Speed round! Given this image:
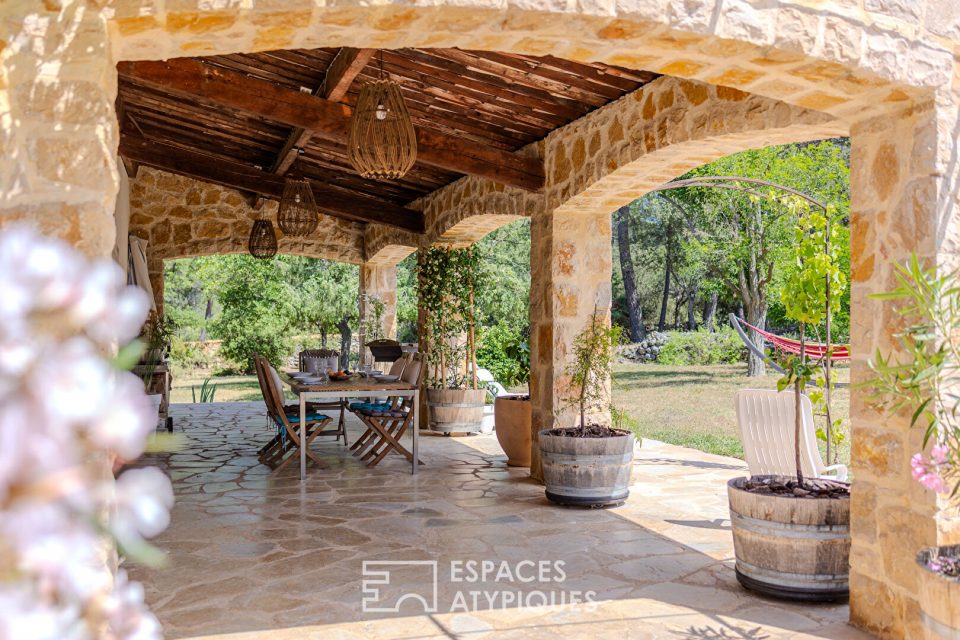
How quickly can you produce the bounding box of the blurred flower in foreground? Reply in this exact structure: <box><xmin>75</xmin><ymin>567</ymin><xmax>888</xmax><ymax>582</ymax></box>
<box><xmin>0</xmin><ymin>226</ymin><xmax>172</xmax><ymax>640</ymax></box>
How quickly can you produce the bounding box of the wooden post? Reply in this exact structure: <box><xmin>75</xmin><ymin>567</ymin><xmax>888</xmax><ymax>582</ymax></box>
<box><xmin>468</xmin><ymin>248</ymin><xmax>478</xmax><ymax>390</ymax></box>
<box><xmin>795</xmin><ymin>323</ymin><xmax>806</xmax><ymax>486</ymax></box>
<box><xmin>824</xmin><ymin>213</ymin><xmax>834</xmax><ymax>466</ymax></box>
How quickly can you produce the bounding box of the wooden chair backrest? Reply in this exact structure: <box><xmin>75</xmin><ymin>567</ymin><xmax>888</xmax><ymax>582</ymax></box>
<box><xmin>252</xmin><ymin>354</ymin><xmax>274</xmax><ymax>411</ymax></box>
<box><xmin>257</xmin><ymin>356</ymin><xmax>290</xmax><ymax>427</ymax></box>
<box><xmin>387</xmin><ymin>355</ymin><xmax>408</xmax><ymax>377</ymax></box>
<box><xmin>400</xmin><ymin>353</ymin><xmax>422</xmax><ymax>386</ymax></box>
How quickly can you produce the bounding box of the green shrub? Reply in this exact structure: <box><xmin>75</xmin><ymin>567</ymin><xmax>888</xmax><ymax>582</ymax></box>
<box><xmin>476</xmin><ymin>322</ymin><xmax>529</xmax><ymax>388</ymax></box>
<box><xmin>656</xmin><ymin>328</ymin><xmax>745</xmax><ymax>366</ymax></box>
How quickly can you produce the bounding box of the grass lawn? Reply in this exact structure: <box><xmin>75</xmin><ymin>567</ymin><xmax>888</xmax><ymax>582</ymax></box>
<box><xmin>171</xmin><ymin>363</ymin><xmax>851</xmax><ymax>465</ymax></box>
<box><xmin>170</xmin><ymin>370</ymin><xmax>291</xmax><ymax>404</ymax></box>
<box><xmin>613</xmin><ymin>363</ymin><xmax>851</xmax><ymax>465</ymax></box>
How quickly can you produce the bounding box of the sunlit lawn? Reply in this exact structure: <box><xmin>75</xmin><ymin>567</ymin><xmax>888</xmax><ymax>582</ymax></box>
<box><xmin>613</xmin><ymin>363</ymin><xmax>851</xmax><ymax>464</ymax></box>
<box><xmin>171</xmin><ymin>363</ymin><xmax>851</xmax><ymax>465</ymax></box>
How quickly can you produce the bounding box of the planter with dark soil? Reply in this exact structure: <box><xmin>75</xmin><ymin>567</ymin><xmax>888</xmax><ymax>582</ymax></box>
<box><xmin>539</xmin><ymin>424</ymin><xmax>634</xmax><ymax>507</ymax></box>
<box><xmin>494</xmin><ymin>395</ymin><xmax>531</xmax><ymax>466</ymax></box>
<box><xmin>917</xmin><ymin>545</ymin><xmax>960</xmax><ymax>638</ymax></box>
<box><xmin>728</xmin><ymin>476</ymin><xmax>850</xmax><ymax>602</ymax></box>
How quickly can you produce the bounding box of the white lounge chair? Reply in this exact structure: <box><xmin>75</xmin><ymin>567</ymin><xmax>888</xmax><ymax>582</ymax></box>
<box><xmin>735</xmin><ymin>389</ymin><xmax>848</xmax><ymax>481</ymax></box>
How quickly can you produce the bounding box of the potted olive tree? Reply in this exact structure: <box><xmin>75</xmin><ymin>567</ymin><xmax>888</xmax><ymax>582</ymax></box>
<box><xmin>538</xmin><ymin>305</ymin><xmax>634</xmax><ymax>506</ymax></box>
<box><xmin>864</xmin><ymin>255</ymin><xmax>960</xmax><ymax>637</ymax></box>
<box><xmin>727</xmin><ymin>203</ymin><xmax>851</xmax><ymax>602</ymax></box>
<box><xmin>494</xmin><ymin>337</ymin><xmax>531</xmax><ymax>466</ymax></box>
<box><xmin>418</xmin><ymin>246</ymin><xmax>486</xmax><ymax>434</ymax></box>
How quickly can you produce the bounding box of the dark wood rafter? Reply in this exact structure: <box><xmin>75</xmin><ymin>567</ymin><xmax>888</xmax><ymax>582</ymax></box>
<box><xmin>118</xmin><ymin>57</ymin><xmax>546</xmax><ymax>192</ymax></box>
<box><xmin>120</xmin><ymin>134</ymin><xmax>425</xmax><ymax>233</ymax></box>
<box><xmin>117</xmin><ymin>47</ymin><xmax>656</xmax><ymax>233</ymax></box>
<box><xmin>271</xmin><ymin>48</ymin><xmax>376</xmax><ymax>176</ymax></box>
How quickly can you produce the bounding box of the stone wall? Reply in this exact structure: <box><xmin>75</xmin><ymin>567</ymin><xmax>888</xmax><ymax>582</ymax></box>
<box><xmin>4</xmin><ymin>1</ymin><xmax>960</xmax><ymax>637</ymax></box>
<box><xmin>127</xmin><ymin>167</ymin><xmax>364</xmax><ymax>306</ymax></box>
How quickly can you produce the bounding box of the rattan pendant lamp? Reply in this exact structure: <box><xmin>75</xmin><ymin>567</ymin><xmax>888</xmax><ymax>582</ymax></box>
<box><xmin>348</xmin><ymin>51</ymin><xmax>417</xmax><ymax>180</ymax></box>
<box><xmin>277</xmin><ymin>149</ymin><xmax>319</xmax><ymax>236</ymax></box>
<box><xmin>248</xmin><ymin>214</ymin><xmax>278</xmax><ymax>260</ymax></box>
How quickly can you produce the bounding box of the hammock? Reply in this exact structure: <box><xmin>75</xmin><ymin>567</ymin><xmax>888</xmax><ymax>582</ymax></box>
<box><xmin>731</xmin><ymin>315</ymin><xmax>850</xmax><ymax>361</ymax></box>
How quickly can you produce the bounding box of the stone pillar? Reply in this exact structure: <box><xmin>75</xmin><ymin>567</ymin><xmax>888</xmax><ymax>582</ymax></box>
<box><xmin>360</xmin><ymin>263</ymin><xmax>398</xmax><ymax>341</ymax></box>
<box><xmin>529</xmin><ymin>207</ymin><xmax>613</xmax><ymax>481</ymax></box>
<box><xmin>848</xmin><ymin>98</ymin><xmax>957</xmax><ymax>638</ymax></box>
<box><xmin>0</xmin><ymin>2</ymin><xmax>118</xmax><ymax>257</ymax></box>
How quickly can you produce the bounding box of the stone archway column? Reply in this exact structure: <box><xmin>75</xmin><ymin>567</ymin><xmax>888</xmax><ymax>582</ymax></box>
<box><xmin>848</xmin><ymin>98</ymin><xmax>959</xmax><ymax>637</ymax></box>
<box><xmin>529</xmin><ymin>207</ymin><xmax>613</xmax><ymax>481</ymax></box>
<box><xmin>0</xmin><ymin>2</ymin><xmax>118</xmax><ymax>257</ymax></box>
<box><xmin>360</xmin><ymin>262</ymin><xmax>399</xmax><ymax>351</ymax></box>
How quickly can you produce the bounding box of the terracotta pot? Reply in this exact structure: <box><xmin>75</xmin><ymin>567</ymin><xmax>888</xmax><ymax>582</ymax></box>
<box><xmin>727</xmin><ymin>476</ymin><xmax>850</xmax><ymax>602</ymax></box>
<box><xmin>494</xmin><ymin>395</ymin><xmax>531</xmax><ymax>466</ymax></box>
<box><xmin>539</xmin><ymin>429</ymin><xmax>634</xmax><ymax>507</ymax></box>
<box><xmin>917</xmin><ymin>545</ymin><xmax>960</xmax><ymax>639</ymax></box>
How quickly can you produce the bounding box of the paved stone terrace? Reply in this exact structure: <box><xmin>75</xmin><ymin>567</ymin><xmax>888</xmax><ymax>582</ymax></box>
<box><xmin>128</xmin><ymin>402</ymin><xmax>868</xmax><ymax>640</ymax></box>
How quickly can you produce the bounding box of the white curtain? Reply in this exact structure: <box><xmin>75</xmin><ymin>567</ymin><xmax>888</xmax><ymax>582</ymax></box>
<box><xmin>112</xmin><ymin>156</ymin><xmax>130</xmax><ymax>274</ymax></box>
<box><xmin>128</xmin><ymin>235</ymin><xmax>156</xmax><ymax>311</ymax></box>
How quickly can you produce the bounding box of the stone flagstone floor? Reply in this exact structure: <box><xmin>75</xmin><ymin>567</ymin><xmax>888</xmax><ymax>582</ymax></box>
<box><xmin>127</xmin><ymin>402</ymin><xmax>868</xmax><ymax>640</ymax></box>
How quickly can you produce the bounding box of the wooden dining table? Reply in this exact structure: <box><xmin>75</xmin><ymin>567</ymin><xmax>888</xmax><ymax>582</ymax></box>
<box><xmin>283</xmin><ymin>374</ymin><xmax>420</xmax><ymax>480</ymax></box>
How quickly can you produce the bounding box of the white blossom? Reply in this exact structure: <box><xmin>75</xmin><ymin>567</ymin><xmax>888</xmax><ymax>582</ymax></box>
<box><xmin>0</xmin><ymin>226</ymin><xmax>171</xmax><ymax>639</ymax></box>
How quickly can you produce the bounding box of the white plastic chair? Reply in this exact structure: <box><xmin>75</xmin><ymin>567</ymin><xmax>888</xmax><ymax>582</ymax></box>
<box><xmin>735</xmin><ymin>389</ymin><xmax>848</xmax><ymax>481</ymax></box>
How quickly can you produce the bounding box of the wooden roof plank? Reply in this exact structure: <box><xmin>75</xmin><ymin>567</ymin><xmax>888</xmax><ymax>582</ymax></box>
<box><xmin>118</xmin><ymin>58</ymin><xmax>545</xmax><ymax>192</ymax></box>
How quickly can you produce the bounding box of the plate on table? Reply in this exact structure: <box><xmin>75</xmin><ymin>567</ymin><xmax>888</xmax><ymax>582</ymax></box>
<box><xmin>374</xmin><ymin>374</ymin><xmax>400</xmax><ymax>383</ymax></box>
<box><xmin>289</xmin><ymin>372</ymin><xmax>312</xmax><ymax>379</ymax></box>
<box><xmin>300</xmin><ymin>376</ymin><xmax>324</xmax><ymax>384</ymax></box>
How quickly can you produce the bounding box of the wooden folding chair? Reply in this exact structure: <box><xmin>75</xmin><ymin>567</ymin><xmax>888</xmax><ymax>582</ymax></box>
<box><xmin>256</xmin><ymin>355</ymin><xmax>334</xmax><ymax>472</ymax></box>
<box><xmin>352</xmin><ymin>354</ymin><xmax>425</xmax><ymax>467</ymax></box>
<box><xmin>347</xmin><ymin>355</ymin><xmax>409</xmax><ymax>454</ymax></box>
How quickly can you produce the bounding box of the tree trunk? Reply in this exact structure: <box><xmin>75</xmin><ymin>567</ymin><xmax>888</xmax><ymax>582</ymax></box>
<box><xmin>321</xmin><ymin>326</ymin><xmax>328</xmax><ymax>348</ymax></box>
<box><xmin>658</xmin><ymin>246</ymin><xmax>672</xmax><ymax>333</ymax></box>
<box><xmin>703</xmin><ymin>292</ymin><xmax>718</xmax><ymax>332</ymax></box>
<box><xmin>687</xmin><ymin>283</ymin><xmax>698</xmax><ymax>331</ymax></box>
<box><xmin>673</xmin><ymin>294</ymin><xmax>683</xmax><ymax>330</ymax></box>
<box><xmin>337</xmin><ymin>317</ymin><xmax>351</xmax><ymax>370</ymax></box>
<box><xmin>745</xmin><ymin>305</ymin><xmax>767</xmax><ymax>377</ymax></box>
<box><xmin>615</xmin><ymin>206</ymin><xmax>645</xmax><ymax>342</ymax></box>
<box><xmin>199</xmin><ymin>297</ymin><xmax>213</xmax><ymax>342</ymax></box>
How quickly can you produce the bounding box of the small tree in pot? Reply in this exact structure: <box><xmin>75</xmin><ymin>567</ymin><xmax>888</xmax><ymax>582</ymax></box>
<box><xmin>727</xmin><ymin>202</ymin><xmax>851</xmax><ymax>602</ymax></box>
<box><xmin>538</xmin><ymin>305</ymin><xmax>634</xmax><ymax>507</ymax></box>
<box><xmin>418</xmin><ymin>246</ymin><xmax>486</xmax><ymax>434</ymax></box>
<box><xmin>864</xmin><ymin>255</ymin><xmax>960</xmax><ymax>637</ymax></box>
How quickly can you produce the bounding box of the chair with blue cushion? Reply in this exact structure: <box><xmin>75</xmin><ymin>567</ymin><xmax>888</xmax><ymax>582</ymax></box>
<box><xmin>255</xmin><ymin>354</ymin><xmax>333</xmax><ymax>472</ymax></box>
<box><xmin>352</xmin><ymin>354</ymin><xmax>425</xmax><ymax>467</ymax></box>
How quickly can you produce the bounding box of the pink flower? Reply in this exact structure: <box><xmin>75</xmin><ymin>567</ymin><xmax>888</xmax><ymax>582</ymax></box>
<box><xmin>911</xmin><ymin>451</ymin><xmax>950</xmax><ymax>494</ymax></box>
<box><xmin>931</xmin><ymin>444</ymin><xmax>949</xmax><ymax>465</ymax></box>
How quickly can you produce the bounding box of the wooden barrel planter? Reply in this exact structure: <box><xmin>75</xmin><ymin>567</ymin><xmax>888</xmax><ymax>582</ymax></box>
<box><xmin>917</xmin><ymin>545</ymin><xmax>960</xmax><ymax>639</ymax></box>
<box><xmin>494</xmin><ymin>395</ymin><xmax>531</xmax><ymax>466</ymax></box>
<box><xmin>427</xmin><ymin>388</ymin><xmax>486</xmax><ymax>434</ymax></box>
<box><xmin>539</xmin><ymin>429</ymin><xmax>633</xmax><ymax>507</ymax></box>
<box><xmin>727</xmin><ymin>477</ymin><xmax>850</xmax><ymax>602</ymax></box>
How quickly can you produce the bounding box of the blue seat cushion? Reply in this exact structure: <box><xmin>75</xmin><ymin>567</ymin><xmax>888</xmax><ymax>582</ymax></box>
<box><xmin>273</xmin><ymin>413</ymin><xmax>330</xmax><ymax>426</ymax></box>
<box><xmin>350</xmin><ymin>402</ymin><xmax>392</xmax><ymax>412</ymax></box>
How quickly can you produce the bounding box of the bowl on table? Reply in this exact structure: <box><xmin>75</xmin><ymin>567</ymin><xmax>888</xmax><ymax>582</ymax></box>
<box><xmin>328</xmin><ymin>372</ymin><xmax>351</xmax><ymax>382</ymax></box>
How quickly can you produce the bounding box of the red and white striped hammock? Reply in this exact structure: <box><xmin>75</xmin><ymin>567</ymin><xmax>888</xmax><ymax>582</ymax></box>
<box><xmin>735</xmin><ymin>317</ymin><xmax>850</xmax><ymax>362</ymax></box>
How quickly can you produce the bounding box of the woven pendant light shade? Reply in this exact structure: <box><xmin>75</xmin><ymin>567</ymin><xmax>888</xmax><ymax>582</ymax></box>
<box><xmin>277</xmin><ymin>174</ymin><xmax>319</xmax><ymax>237</ymax></box>
<box><xmin>248</xmin><ymin>219</ymin><xmax>278</xmax><ymax>259</ymax></box>
<box><xmin>348</xmin><ymin>79</ymin><xmax>417</xmax><ymax>180</ymax></box>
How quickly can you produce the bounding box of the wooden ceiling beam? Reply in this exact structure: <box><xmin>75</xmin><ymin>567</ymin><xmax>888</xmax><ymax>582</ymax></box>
<box><xmin>119</xmin><ymin>134</ymin><xmax>425</xmax><ymax>234</ymax></box>
<box><xmin>118</xmin><ymin>58</ymin><xmax>546</xmax><ymax>192</ymax></box>
<box><xmin>270</xmin><ymin>48</ymin><xmax>376</xmax><ymax>177</ymax></box>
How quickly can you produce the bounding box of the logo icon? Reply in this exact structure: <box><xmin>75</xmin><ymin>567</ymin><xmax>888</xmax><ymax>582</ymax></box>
<box><xmin>361</xmin><ymin>560</ymin><xmax>439</xmax><ymax>613</ymax></box>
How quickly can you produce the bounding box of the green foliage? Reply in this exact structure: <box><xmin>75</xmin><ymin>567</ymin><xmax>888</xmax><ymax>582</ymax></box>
<box><xmin>169</xmin><ymin>336</ymin><xmax>214</xmax><ymax>370</ymax></box>
<box><xmin>864</xmin><ymin>255</ymin><xmax>960</xmax><ymax>500</ymax></box>
<box><xmin>656</xmin><ymin>328</ymin><xmax>744</xmax><ymax>365</ymax></box>
<box><xmin>284</xmin><ymin>257</ymin><xmax>358</xmax><ymax>350</ymax></box>
<box><xmin>362</xmin><ymin>296</ymin><xmax>387</xmax><ymax>342</ymax></box>
<box><xmin>139</xmin><ymin>311</ymin><xmax>176</xmax><ymax>353</ymax></box>
<box><xmin>417</xmin><ymin>246</ymin><xmax>483</xmax><ymax>389</ymax></box>
<box><xmin>476</xmin><ymin>322</ymin><xmax>530</xmax><ymax>388</ymax></box>
<box><xmin>210</xmin><ymin>255</ymin><xmax>293</xmax><ymax>372</ymax></box>
<box><xmin>566</xmin><ymin>311</ymin><xmax>622</xmax><ymax>428</ymax></box>
<box><xmin>191</xmin><ymin>378</ymin><xmax>218</xmax><ymax>403</ymax></box>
